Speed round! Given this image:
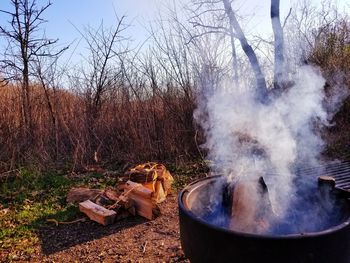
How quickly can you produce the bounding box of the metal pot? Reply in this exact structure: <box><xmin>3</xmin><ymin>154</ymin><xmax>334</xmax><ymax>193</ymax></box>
<box><xmin>178</xmin><ymin>176</ymin><xmax>350</xmax><ymax>263</ymax></box>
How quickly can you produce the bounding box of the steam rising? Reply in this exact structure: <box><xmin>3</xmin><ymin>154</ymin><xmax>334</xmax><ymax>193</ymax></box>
<box><xmin>194</xmin><ymin>65</ymin><xmax>348</xmax><ymax>234</ymax></box>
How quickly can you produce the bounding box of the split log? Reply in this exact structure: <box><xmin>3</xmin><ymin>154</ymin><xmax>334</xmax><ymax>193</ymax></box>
<box><xmin>124</xmin><ymin>162</ymin><xmax>159</xmax><ymax>183</ymax></box>
<box><xmin>127</xmin><ymin>192</ymin><xmax>155</xmax><ymax>220</ymax></box>
<box><xmin>318</xmin><ymin>175</ymin><xmax>336</xmax><ymax>202</ymax></box>
<box><xmin>127</xmin><ymin>205</ymin><xmax>137</xmax><ymax>216</ymax></box>
<box><xmin>143</xmin><ymin>181</ymin><xmax>156</xmax><ymax>192</ymax></box>
<box><xmin>229</xmin><ymin>181</ymin><xmax>259</xmax><ymax>232</ymax></box>
<box><xmin>104</xmin><ymin>187</ymin><xmax>121</xmax><ymax>201</ymax></box>
<box><xmin>228</xmin><ymin>177</ymin><xmax>272</xmax><ymax>234</ymax></box>
<box><xmin>122</xmin><ymin>180</ymin><xmax>159</xmax><ymax>220</ymax></box>
<box><xmin>118</xmin><ymin>194</ymin><xmax>136</xmax><ymax>212</ymax></box>
<box><xmin>79</xmin><ymin>200</ymin><xmax>116</xmax><ymax>226</ymax></box>
<box><xmin>67</xmin><ymin>188</ymin><xmax>102</xmax><ymax>203</ymax></box>
<box><xmin>124</xmin><ymin>163</ymin><xmax>174</xmax><ymax>197</ymax></box>
<box><xmin>123</xmin><ymin>180</ymin><xmax>153</xmax><ymax>199</ymax></box>
<box><xmin>95</xmin><ymin>195</ymin><xmax>115</xmax><ymax>206</ymax></box>
<box><xmin>153</xmin><ymin>180</ymin><xmax>166</xmax><ymax>203</ymax></box>
<box><xmin>159</xmin><ymin>170</ymin><xmax>174</xmax><ymax>195</ymax></box>
<box><xmin>318</xmin><ymin>175</ymin><xmax>336</xmax><ymax>188</ymax></box>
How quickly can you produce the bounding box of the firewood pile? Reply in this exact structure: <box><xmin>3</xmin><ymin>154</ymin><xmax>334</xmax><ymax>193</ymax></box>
<box><xmin>66</xmin><ymin>162</ymin><xmax>174</xmax><ymax>226</ymax></box>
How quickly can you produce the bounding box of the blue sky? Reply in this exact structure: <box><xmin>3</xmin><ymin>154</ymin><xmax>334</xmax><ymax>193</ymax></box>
<box><xmin>44</xmin><ymin>0</ymin><xmax>162</xmax><ymax>46</ymax></box>
<box><xmin>0</xmin><ymin>0</ymin><xmax>165</xmax><ymax>65</ymax></box>
<box><xmin>0</xmin><ymin>0</ymin><xmax>348</xmax><ymax>66</ymax></box>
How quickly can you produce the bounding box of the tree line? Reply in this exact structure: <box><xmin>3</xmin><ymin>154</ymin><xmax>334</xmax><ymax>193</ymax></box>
<box><xmin>0</xmin><ymin>0</ymin><xmax>348</xmax><ymax>172</ymax></box>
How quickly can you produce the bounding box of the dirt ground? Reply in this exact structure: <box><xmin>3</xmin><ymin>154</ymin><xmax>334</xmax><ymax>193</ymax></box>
<box><xmin>0</xmin><ymin>163</ymin><xmax>208</xmax><ymax>262</ymax></box>
<box><xmin>22</xmin><ymin>193</ymin><xmax>189</xmax><ymax>263</ymax></box>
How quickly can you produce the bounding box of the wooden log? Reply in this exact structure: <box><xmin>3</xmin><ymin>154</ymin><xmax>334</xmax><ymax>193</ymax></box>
<box><xmin>127</xmin><ymin>192</ymin><xmax>156</xmax><ymax>220</ymax></box>
<box><xmin>124</xmin><ymin>162</ymin><xmax>159</xmax><ymax>183</ymax></box>
<box><xmin>229</xmin><ymin>181</ymin><xmax>258</xmax><ymax>232</ymax></box>
<box><xmin>104</xmin><ymin>187</ymin><xmax>121</xmax><ymax>201</ymax></box>
<box><xmin>79</xmin><ymin>200</ymin><xmax>116</xmax><ymax>226</ymax></box>
<box><xmin>66</xmin><ymin>188</ymin><xmax>102</xmax><ymax>203</ymax></box>
<box><xmin>318</xmin><ymin>175</ymin><xmax>336</xmax><ymax>188</ymax></box>
<box><xmin>153</xmin><ymin>180</ymin><xmax>166</xmax><ymax>203</ymax></box>
<box><xmin>118</xmin><ymin>194</ymin><xmax>135</xmax><ymax>210</ymax></box>
<box><xmin>229</xmin><ymin>177</ymin><xmax>272</xmax><ymax>234</ymax></box>
<box><xmin>143</xmin><ymin>181</ymin><xmax>156</xmax><ymax>192</ymax></box>
<box><xmin>121</xmin><ymin>180</ymin><xmax>159</xmax><ymax>220</ymax></box>
<box><xmin>124</xmin><ymin>170</ymin><xmax>156</xmax><ymax>183</ymax></box>
<box><xmin>123</xmin><ymin>163</ymin><xmax>173</xmax><ymax>198</ymax></box>
<box><xmin>160</xmin><ymin>170</ymin><xmax>174</xmax><ymax>195</ymax></box>
<box><xmin>95</xmin><ymin>195</ymin><xmax>114</xmax><ymax>206</ymax></box>
<box><xmin>123</xmin><ymin>180</ymin><xmax>153</xmax><ymax>199</ymax></box>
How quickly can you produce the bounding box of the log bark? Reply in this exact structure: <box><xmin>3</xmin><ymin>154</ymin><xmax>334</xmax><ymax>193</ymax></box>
<box><xmin>66</xmin><ymin>188</ymin><xmax>102</xmax><ymax>203</ymax></box>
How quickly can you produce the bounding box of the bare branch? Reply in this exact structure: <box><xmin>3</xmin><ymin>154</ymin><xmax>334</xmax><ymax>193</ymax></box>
<box><xmin>283</xmin><ymin>8</ymin><xmax>292</xmax><ymax>28</ymax></box>
<box><xmin>222</xmin><ymin>0</ymin><xmax>268</xmax><ymax>101</ymax></box>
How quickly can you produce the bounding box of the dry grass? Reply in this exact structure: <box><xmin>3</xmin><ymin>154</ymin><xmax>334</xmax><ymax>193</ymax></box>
<box><xmin>0</xmin><ymin>82</ymin><xmax>198</xmax><ymax>172</ymax></box>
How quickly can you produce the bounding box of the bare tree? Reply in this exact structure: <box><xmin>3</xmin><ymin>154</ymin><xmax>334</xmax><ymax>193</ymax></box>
<box><xmin>0</xmin><ymin>0</ymin><xmax>67</xmax><ymax>134</ymax></box>
<box><xmin>186</xmin><ymin>0</ymin><xmax>273</xmax><ymax>102</ymax></box>
<box><xmin>186</xmin><ymin>0</ymin><xmax>238</xmax><ymax>86</ymax></box>
<box><xmin>271</xmin><ymin>0</ymin><xmax>284</xmax><ymax>88</ymax></box>
<box><xmin>76</xmin><ymin>18</ymin><xmax>128</xmax><ymax>121</ymax></box>
<box><xmin>33</xmin><ymin>48</ymin><xmax>65</xmax><ymax>159</ymax></box>
<box><xmin>186</xmin><ymin>0</ymin><xmax>290</xmax><ymax>101</ymax></box>
<box><xmin>72</xmin><ymin>16</ymin><xmax>129</xmax><ymax>163</ymax></box>
<box><xmin>222</xmin><ymin>0</ymin><xmax>268</xmax><ymax>102</ymax></box>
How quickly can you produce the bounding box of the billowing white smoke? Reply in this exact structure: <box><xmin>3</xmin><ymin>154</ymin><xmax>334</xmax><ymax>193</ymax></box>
<box><xmin>194</xmin><ymin>65</ymin><xmax>340</xmax><ymax>222</ymax></box>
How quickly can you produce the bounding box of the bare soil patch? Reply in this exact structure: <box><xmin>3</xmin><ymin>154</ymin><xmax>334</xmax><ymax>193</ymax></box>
<box><xmin>32</xmin><ymin>194</ymin><xmax>188</xmax><ymax>263</ymax></box>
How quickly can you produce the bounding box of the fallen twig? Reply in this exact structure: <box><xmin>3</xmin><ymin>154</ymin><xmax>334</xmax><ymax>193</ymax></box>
<box><xmin>142</xmin><ymin>241</ymin><xmax>148</xmax><ymax>253</ymax></box>
<box><xmin>46</xmin><ymin>217</ymin><xmax>86</xmax><ymax>226</ymax></box>
<box><xmin>107</xmin><ymin>184</ymin><xmax>141</xmax><ymax>210</ymax></box>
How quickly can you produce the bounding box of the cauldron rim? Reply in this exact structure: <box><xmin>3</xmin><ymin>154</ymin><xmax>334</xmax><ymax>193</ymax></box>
<box><xmin>178</xmin><ymin>175</ymin><xmax>350</xmax><ymax>240</ymax></box>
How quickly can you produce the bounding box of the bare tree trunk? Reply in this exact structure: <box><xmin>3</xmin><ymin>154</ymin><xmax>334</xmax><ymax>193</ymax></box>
<box><xmin>271</xmin><ymin>0</ymin><xmax>284</xmax><ymax>89</ymax></box>
<box><xmin>229</xmin><ymin>24</ymin><xmax>239</xmax><ymax>87</ymax></box>
<box><xmin>222</xmin><ymin>0</ymin><xmax>268</xmax><ymax>102</ymax></box>
<box><xmin>1</xmin><ymin>0</ymin><xmax>66</xmax><ymax>138</ymax></box>
<box><xmin>23</xmin><ymin>63</ymin><xmax>32</xmax><ymax>133</ymax></box>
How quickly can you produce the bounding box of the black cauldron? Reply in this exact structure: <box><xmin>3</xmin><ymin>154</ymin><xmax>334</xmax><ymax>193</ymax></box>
<box><xmin>178</xmin><ymin>176</ymin><xmax>350</xmax><ymax>263</ymax></box>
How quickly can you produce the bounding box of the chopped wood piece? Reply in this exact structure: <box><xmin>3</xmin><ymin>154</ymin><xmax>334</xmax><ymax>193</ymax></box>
<box><xmin>143</xmin><ymin>181</ymin><xmax>156</xmax><ymax>192</ymax></box>
<box><xmin>95</xmin><ymin>195</ymin><xmax>114</xmax><ymax>206</ymax></box>
<box><xmin>160</xmin><ymin>170</ymin><xmax>174</xmax><ymax>195</ymax></box>
<box><xmin>127</xmin><ymin>192</ymin><xmax>158</xmax><ymax>220</ymax></box>
<box><xmin>67</xmin><ymin>188</ymin><xmax>102</xmax><ymax>203</ymax></box>
<box><xmin>118</xmin><ymin>195</ymin><xmax>135</xmax><ymax>210</ymax></box>
<box><xmin>229</xmin><ymin>181</ymin><xmax>258</xmax><ymax>232</ymax></box>
<box><xmin>153</xmin><ymin>180</ymin><xmax>166</xmax><ymax>204</ymax></box>
<box><xmin>124</xmin><ymin>162</ymin><xmax>159</xmax><ymax>183</ymax></box>
<box><xmin>128</xmin><ymin>206</ymin><xmax>136</xmax><ymax>216</ymax></box>
<box><xmin>229</xmin><ymin>177</ymin><xmax>272</xmax><ymax>234</ymax></box>
<box><xmin>123</xmin><ymin>163</ymin><xmax>174</xmax><ymax>196</ymax></box>
<box><xmin>318</xmin><ymin>175</ymin><xmax>336</xmax><ymax>188</ymax></box>
<box><xmin>79</xmin><ymin>200</ymin><xmax>116</xmax><ymax>226</ymax></box>
<box><xmin>123</xmin><ymin>180</ymin><xmax>153</xmax><ymax>199</ymax></box>
<box><xmin>84</xmin><ymin>165</ymin><xmax>105</xmax><ymax>173</ymax></box>
<box><xmin>104</xmin><ymin>187</ymin><xmax>121</xmax><ymax>201</ymax></box>
<box><xmin>124</xmin><ymin>170</ymin><xmax>156</xmax><ymax>183</ymax></box>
